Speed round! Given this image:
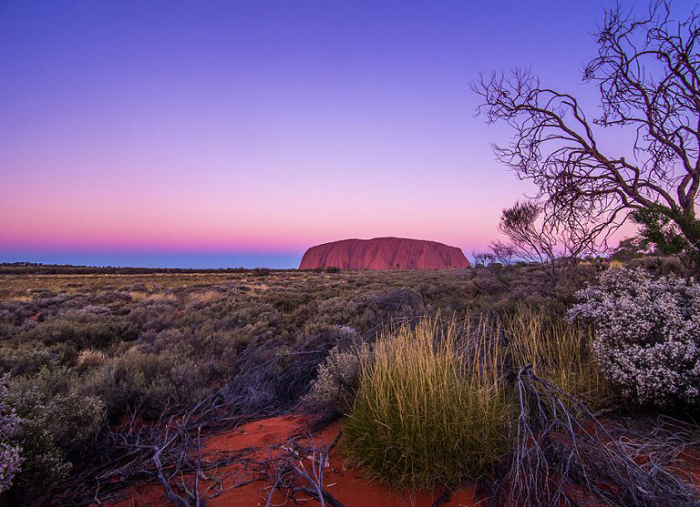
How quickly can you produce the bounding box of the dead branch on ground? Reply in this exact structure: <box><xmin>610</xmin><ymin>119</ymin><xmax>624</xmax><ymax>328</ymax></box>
<box><xmin>266</xmin><ymin>430</ymin><xmax>347</xmax><ymax>507</ymax></box>
<box><xmin>496</xmin><ymin>364</ymin><xmax>700</xmax><ymax>507</ymax></box>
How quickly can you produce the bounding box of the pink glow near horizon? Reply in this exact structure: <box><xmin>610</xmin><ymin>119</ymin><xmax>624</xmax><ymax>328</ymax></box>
<box><xmin>1</xmin><ymin>114</ymin><xmax>528</xmax><ymax>254</ymax></box>
<box><xmin>0</xmin><ymin>1</ymin><xmax>657</xmax><ymax>263</ymax></box>
<box><xmin>1</xmin><ymin>169</ymin><xmax>515</xmax><ymax>253</ymax></box>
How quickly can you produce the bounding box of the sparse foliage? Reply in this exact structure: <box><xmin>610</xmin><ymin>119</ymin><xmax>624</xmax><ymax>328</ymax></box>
<box><xmin>490</xmin><ymin>241</ymin><xmax>516</xmax><ymax>266</ymax></box>
<box><xmin>472</xmin><ymin>251</ymin><xmax>496</xmax><ymax>266</ymax></box>
<box><xmin>491</xmin><ymin>200</ymin><xmax>597</xmax><ymax>281</ymax></box>
<box><xmin>496</xmin><ymin>365</ymin><xmax>700</xmax><ymax>507</ymax></box>
<box><xmin>302</xmin><ymin>333</ymin><xmax>368</xmax><ymax>414</ymax></box>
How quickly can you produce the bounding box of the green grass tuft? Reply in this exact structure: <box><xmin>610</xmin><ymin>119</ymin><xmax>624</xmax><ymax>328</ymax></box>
<box><xmin>343</xmin><ymin>308</ymin><xmax>609</xmax><ymax>490</ymax></box>
<box><xmin>344</xmin><ymin>318</ymin><xmax>512</xmax><ymax>489</ymax></box>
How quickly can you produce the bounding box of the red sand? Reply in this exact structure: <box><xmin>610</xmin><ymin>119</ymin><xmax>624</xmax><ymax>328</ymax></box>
<box><xmin>107</xmin><ymin>415</ymin><xmax>477</xmax><ymax>507</ymax></box>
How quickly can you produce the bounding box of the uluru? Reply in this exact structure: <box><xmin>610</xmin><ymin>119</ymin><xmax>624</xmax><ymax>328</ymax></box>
<box><xmin>299</xmin><ymin>237</ymin><xmax>471</xmax><ymax>270</ymax></box>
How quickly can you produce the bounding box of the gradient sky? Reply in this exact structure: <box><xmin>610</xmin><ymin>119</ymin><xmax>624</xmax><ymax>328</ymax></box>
<box><xmin>1</xmin><ymin>1</ymin><xmax>695</xmax><ymax>268</ymax></box>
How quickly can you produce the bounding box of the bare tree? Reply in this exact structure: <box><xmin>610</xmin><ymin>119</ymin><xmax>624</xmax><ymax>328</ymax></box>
<box><xmin>472</xmin><ymin>251</ymin><xmax>496</xmax><ymax>266</ymax></box>
<box><xmin>473</xmin><ymin>1</ymin><xmax>700</xmax><ymax>263</ymax></box>
<box><xmin>489</xmin><ymin>242</ymin><xmax>516</xmax><ymax>265</ymax></box>
<box><xmin>492</xmin><ymin>201</ymin><xmax>597</xmax><ymax>269</ymax></box>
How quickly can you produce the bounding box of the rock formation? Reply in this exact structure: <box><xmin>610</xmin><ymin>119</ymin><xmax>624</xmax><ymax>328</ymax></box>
<box><xmin>299</xmin><ymin>237</ymin><xmax>470</xmax><ymax>270</ymax></box>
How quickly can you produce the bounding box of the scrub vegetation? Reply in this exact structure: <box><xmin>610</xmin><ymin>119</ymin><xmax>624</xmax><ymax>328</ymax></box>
<box><xmin>344</xmin><ymin>318</ymin><xmax>513</xmax><ymax>489</ymax></box>
<box><xmin>0</xmin><ymin>264</ymin><xmax>573</xmax><ymax>505</ymax></box>
<box><xmin>0</xmin><ymin>258</ymin><xmax>699</xmax><ymax>506</ymax></box>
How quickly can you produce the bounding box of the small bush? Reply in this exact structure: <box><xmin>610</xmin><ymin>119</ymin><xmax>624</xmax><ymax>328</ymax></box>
<box><xmin>82</xmin><ymin>350</ymin><xmax>212</xmax><ymax>418</ymax></box>
<box><xmin>0</xmin><ymin>342</ymin><xmax>77</xmax><ymax>376</ymax></box>
<box><xmin>81</xmin><ymin>305</ymin><xmax>111</xmax><ymax>315</ymax></box>
<box><xmin>344</xmin><ymin>319</ymin><xmax>513</xmax><ymax>489</ymax></box>
<box><xmin>3</xmin><ymin>375</ymin><xmax>104</xmax><ymax>498</ymax></box>
<box><xmin>569</xmin><ymin>267</ymin><xmax>700</xmax><ymax>408</ymax></box>
<box><xmin>0</xmin><ymin>376</ymin><xmax>23</xmax><ymax>494</ymax></box>
<box><xmin>302</xmin><ymin>330</ymin><xmax>367</xmax><ymax>413</ymax></box>
<box><xmin>22</xmin><ymin>312</ymin><xmax>138</xmax><ymax>349</ymax></box>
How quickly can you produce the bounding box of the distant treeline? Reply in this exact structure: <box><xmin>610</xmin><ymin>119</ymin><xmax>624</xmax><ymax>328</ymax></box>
<box><xmin>0</xmin><ymin>262</ymin><xmax>288</xmax><ymax>275</ymax></box>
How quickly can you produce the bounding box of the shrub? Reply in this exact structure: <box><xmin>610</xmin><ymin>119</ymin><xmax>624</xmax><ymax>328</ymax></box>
<box><xmin>22</xmin><ymin>312</ymin><xmax>138</xmax><ymax>349</ymax></box>
<box><xmin>302</xmin><ymin>330</ymin><xmax>367</xmax><ymax>413</ymax></box>
<box><xmin>3</xmin><ymin>374</ymin><xmax>104</xmax><ymax>497</ymax></box>
<box><xmin>0</xmin><ymin>342</ymin><xmax>77</xmax><ymax>376</ymax></box>
<box><xmin>0</xmin><ymin>376</ymin><xmax>23</xmax><ymax>494</ymax></box>
<box><xmin>221</xmin><ymin>328</ymin><xmax>356</xmax><ymax>415</ymax></box>
<box><xmin>569</xmin><ymin>268</ymin><xmax>700</xmax><ymax>408</ymax></box>
<box><xmin>81</xmin><ymin>305</ymin><xmax>111</xmax><ymax>315</ymax></box>
<box><xmin>82</xmin><ymin>350</ymin><xmax>212</xmax><ymax>419</ymax></box>
<box><xmin>344</xmin><ymin>319</ymin><xmax>513</xmax><ymax>489</ymax></box>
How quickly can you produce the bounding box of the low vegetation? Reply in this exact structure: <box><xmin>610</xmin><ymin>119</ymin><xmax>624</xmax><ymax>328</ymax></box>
<box><xmin>0</xmin><ymin>377</ymin><xmax>23</xmax><ymax>494</ymax></box>
<box><xmin>570</xmin><ymin>268</ymin><xmax>700</xmax><ymax>408</ymax></box>
<box><xmin>0</xmin><ymin>265</ymin><xmax>567</xmax><ymax>504</ymax></box>
<box><xmin>0</xmin><ymin>261</ymin><xmax>698</xmax><ymax>506</ymax></box>
<box><xmin>345</xmin><ymin>318</ymin><xmax>512</xmax><ymax>488</ymax></box>
<box><xmin>342</xmin><ymin>308</ymin><xmax>609</xmax><ymax>490</ymax></box>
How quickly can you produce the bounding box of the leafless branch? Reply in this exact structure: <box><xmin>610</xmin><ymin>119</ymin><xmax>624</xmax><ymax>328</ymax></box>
<box><xmin>267</xmin><ymin>431</ymin><xmax>347</xmax><ymax>507</ymax></box>
<box><xmin>494</xmin><ymin>364</ymin><xmax>700</xmax><ymax>507</ymax></box>
<box><xmin>474</xmin><ymin>2</ymin><xmax>700</xmax><ymax>260</ymax></box>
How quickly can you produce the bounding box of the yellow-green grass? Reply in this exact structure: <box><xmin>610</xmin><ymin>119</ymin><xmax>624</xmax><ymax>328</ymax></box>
<box><xmin>343</xmin><ymin>308</ymin><xmax>609</xmax><ymax>490</ymax></box>
<box><xmin>344</xmin><ymin>318</ymin><xmax>513</xmax><ymax>489</ymax></box>
<box><xmin>501</xmin><ymin>307</ymin><xmax>611</xmax><ymax>410</ymax></box>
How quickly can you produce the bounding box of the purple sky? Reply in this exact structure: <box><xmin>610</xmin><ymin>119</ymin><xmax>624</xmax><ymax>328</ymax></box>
<box><xmin>1</xmin><ymin>1</ymin><xmax>692</xmax><ymax>268</ymax></box>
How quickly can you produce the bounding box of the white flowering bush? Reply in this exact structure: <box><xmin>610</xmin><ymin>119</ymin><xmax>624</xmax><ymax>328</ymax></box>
<box><xmin>568</xmin><ymin>268</ymin><xmax>700</xmax><ymax>407</ymax></box>
<box><xmin>0</xmin><ymin>376</ymin><xmax>23</xmax><ymax>494</ymax></box>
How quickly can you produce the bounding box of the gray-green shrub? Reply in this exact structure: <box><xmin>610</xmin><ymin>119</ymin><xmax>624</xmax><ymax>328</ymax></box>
<box><xmin>0</xmin><ymin>376</ymin><xmax>23</xmax><ymax>494</ymax></box>
<box><xmin>3</xmin><ymin>374</ymin><xmax>104</xmax><ymax>497</ymax></box>
<box><xmin>302</xmin><ymin>327</ymin><xmax>367</xmax><ymax>413</ymax></box>
<box><xmin>569</xmin><ymin>267</ymin><xmax>700</xmax><ymax>408</ymax></box>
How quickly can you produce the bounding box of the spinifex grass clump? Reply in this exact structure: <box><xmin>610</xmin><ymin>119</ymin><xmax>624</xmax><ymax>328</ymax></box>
<box><xmin>343</xmin><ymin>318</ymin><xmax>513</xmax><ymax>489</ymax></box>
<box><xmin>502</xmin><ymin>308</ymin><xmax>611</xmax><ymax>410</ymax></box>
<box><xmin>343</xmin><ymin>308</ymin><xmax>611</xmax><ymax>490</ymax></box>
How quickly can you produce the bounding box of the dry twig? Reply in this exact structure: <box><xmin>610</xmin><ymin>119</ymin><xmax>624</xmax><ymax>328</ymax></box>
<box><xmin>496</xmin><ymin>364</ymin><xmax>700</xmax><ymax>507</ymax></box>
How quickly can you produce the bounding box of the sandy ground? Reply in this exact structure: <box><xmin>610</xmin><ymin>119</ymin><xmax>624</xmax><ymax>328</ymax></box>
<box><xmin>106</xmin><ymin>415</ymin><xmax>477</xmax><ymax>507</ymax></box>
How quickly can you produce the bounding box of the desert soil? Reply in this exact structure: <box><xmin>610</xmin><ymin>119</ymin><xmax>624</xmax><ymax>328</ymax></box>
<box><xmin>107</xmin><ymin>415</ymin><xmax>477</xmax><ymax>507</ymax></box>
